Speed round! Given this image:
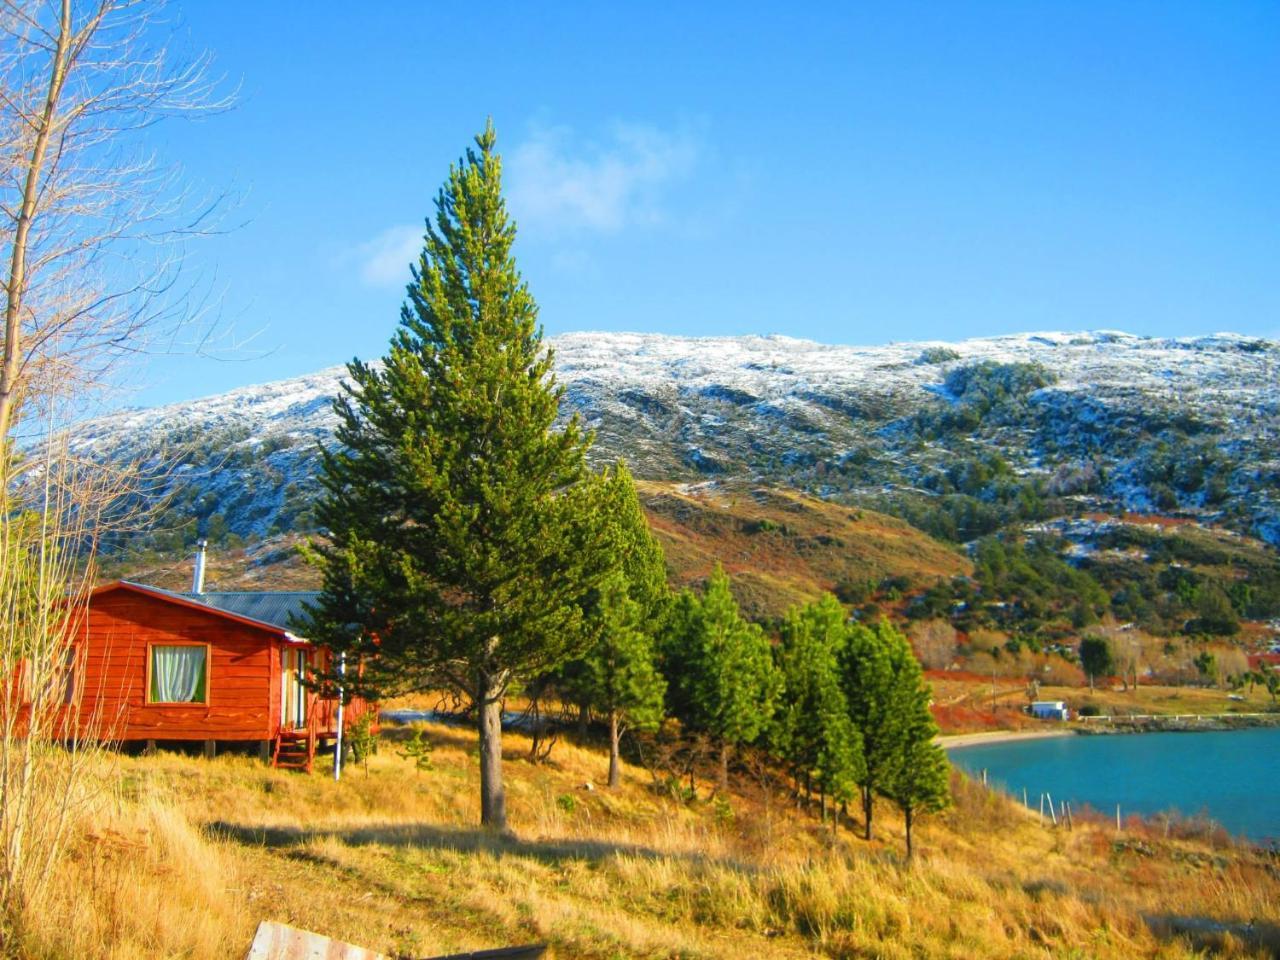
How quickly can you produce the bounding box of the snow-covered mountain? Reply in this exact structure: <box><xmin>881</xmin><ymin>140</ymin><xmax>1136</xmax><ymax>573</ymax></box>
<box><xmin>76</xmin><ymin>329</ymin><xmax>1280</xmax><ymax>547</ymax></box>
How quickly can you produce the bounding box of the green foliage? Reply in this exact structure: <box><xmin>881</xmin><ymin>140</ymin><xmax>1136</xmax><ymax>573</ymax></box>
<box><xmin>1257</xmin><ymin>664</ymin><xmax>1280</xmax><ymax>703</ymax></box>
<box><xmin>917</xmin><ymin>346</ymin><xmax>961</xmax><ymax>365</ymax></box>
<box><xmin>555</xmin><ymin>462</ymin><xmax>669</xmax><ymax>782</ymax></box>
<box><xmin>970</xmin><ymin>536</ymin><xmax>1108</xmax><ymax>634</ymax></box>
<box><xmin>295</xmin><ymin>123</ymin><xmax>613</xmax><ymax>829</ymax></box>
<box><xmin>563</xmin><ymin>573</ymin><xmax>666</xmax><ymax>727</ymax></box>
<box><xmin>1078</xmin><ymin>635</ymin><xmax>1115</xmax><ymax>690</ymax></box>
<box><xmin>838</xmin><ymin>618</ymin><xmax>950</xmax><ymax>852</ymax></box>
<box><xmin>712</xmin><ymin>795</ymin><xmax>735</xmax><ymax>825</ymax></box>
<box><xmin>838</xmin><ymin>620</ymin><xmax>900</xmax><ymax>840</ymax></box>
<box><xmin>347</xmin><ymin>713</ymin><xmax>378</xmax><ymax>775</ymax></box>
<box><xmin>660</xmin><ymin>565</ymin><xmax>780</xmax><ymax>785</ymax></box>
<box><xmin>1189</xmin><ymin>583</ymin><xmax>1240</xmax><ymax>636</ymax></box>
<box><xmin>1193</xmin><ymin>650</ymin><xmax>1218</xmax><ymax>684</ymax></box>
<box><xmin>773</xmin><ymin>595</ymin><xmax>863</xmax><ymax>805</ymax></box>
<box><xmin>297</xmin><ymin>122</ymin><xmax>611</xmax><ymax>700</ymax></box>
<box><xmin>395</xmin><ymin>727</ymin><xmax>435</xmax><ymax>776</ymax></box>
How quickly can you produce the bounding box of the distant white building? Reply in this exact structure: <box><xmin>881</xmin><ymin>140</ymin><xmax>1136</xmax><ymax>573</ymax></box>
<box><xmin>1029</xmin><ymin>700</ymin><xmax>1070</xmax><ymax>721</ymax></box>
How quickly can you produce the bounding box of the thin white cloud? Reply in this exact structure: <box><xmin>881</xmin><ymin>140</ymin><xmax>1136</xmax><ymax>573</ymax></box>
<box><xmin>355</xmin><ymin>224</ymin><xmax>422</xmax><ymax>287</ymax></box>
<box><xmin>506</xmin><ymin>122</ymin><xmax>699</xmax><ymax>234</ymax></box>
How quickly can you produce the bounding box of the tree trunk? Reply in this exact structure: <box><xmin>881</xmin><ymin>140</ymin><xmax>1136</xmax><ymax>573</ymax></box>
<box><xmin>607</xmin><ymin>709</ymin><xmax>621</xmax><ymax>789</ymax></box>
<box><xmin>1089</xmin><ymin>672</ymin><xmax>1095</xmax><ymax>693</ymax></box>
<box><xmin>0</xmin><ymin>0</ymin><xmax>72</xmax><ymax>442</ymax></box>
<box><xmin>904</xmin><ymin>806</ymin><xmax>914</xmax><ymax>860</ymax></box>
<box><xmin>478</xmin><ymin>673</ymin><xmax>508</xmax><ymax>833</ymax></box>
<box><xmin>862</xmin><ymin>785</ymin><xmax>874</xmax><ymax>841</ymax></box>
<box><xmin>577</xmin><ymin>703</ymin><xmax>589</xmax><ymax>738</ymax></box>
<box><xmin>819</xmin><ymin>790</ymin><xmax>827</xmax><ymax>823</ymax></box>
<box><xmin>718</xmin><ymin>740</ymin><xmax>731</xmax><ymax>793</ymax></box>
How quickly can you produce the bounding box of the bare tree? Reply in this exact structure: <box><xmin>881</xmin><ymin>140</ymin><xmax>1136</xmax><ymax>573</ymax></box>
<box><xmin>908</xmin><ymin>619</ymin><xmax>959</xmax><ymax>671</ymax></box>
<box><xmin>0</xmin><ymin>0</ymin><xmax>226</xmax><ymax>938</ymax></box>
<box><xmin>0</xmin><ymin>0</ymin><xmax>228</xmax><ymax>439</ymax></box>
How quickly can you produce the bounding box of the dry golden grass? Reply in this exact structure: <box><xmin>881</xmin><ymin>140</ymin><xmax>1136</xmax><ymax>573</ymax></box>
<box><xmin>1038</xmin><ymin>683</ymin><xmax>1277</xmax><ymax>717</ymax></box>
<box><xmin>15</xmin><ymin>720</ymin><xmax>1280</xmax><ymax>959</ymax></box>
<box><xmin>639</xmin><ymin>482</ymin><xmax>970</xmax><ymax>618</ymax></box>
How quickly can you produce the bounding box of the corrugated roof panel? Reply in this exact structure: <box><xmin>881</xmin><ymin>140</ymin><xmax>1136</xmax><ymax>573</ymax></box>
<box><xmin>181</xmin><ymin>591</ymin><xmax>321</xmax><ymax>631</ymax></box>
<box><xmin>120</xmin><ymin>581</ymin><xmax>320</xmax><ymax>632</ymax></box>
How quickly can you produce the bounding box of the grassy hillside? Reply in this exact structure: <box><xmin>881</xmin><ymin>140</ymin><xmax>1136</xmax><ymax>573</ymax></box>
<box><xmin>109</xmin><ymin>482</ymin><xmax>971</xmax><ymax>620</ymax></box>
<box><xmin>22</xmin><ymin>720</ymin><xmax>1279</xmax><ymax>959</ymax></box>
<box><xmin>639</xmin><ymin>482</ymin><xmax>969</xmax><ymax>618</ymax></box>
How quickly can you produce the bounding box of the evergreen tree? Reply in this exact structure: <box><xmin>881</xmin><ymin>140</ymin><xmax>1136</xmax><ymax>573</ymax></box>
<box><xmin>658</xmin><ymin>587</ymin><xmax>702</xmax><ymax>722</ymax></box>
<box><xmin>773</xmin><ymin>594</ymin><xmax>862</xmax><ymax>819</ymax></box>
<box><xmin>558</xmin><ymin>462</ymin><xmax>670</xmax><ymax>787</ymax></box>
<box><xmin>885</xmin><ymin>737</ymin><xmax>950</xmax><ymax>858</ymax></box>
<box><xmin>562</xmin><ymin>573</ymin><xmax>666</xmax><ymax>787</ymax></box>
<box><xmin>673</xmin><ymin>564</ymin><xmax>780</xmax><ymax>792</ymax></box>
<box><xmin>879</xmin><ymin>627</ymin><xmax>950</xmax><ymax>858</ymax></box>
<box><xmin>1078</xmin><ymin>635</ymin><xmax>1114</xmax><ymax>692</ymax></box>
<box><xmin>838</xmin><ymin>619</ymin><xmax>903</xmax><ymax>841</ymax></box>
<box><xmin>1192</xmin><ymin>583</ymin><xmax>1241</xmax><ymax>636</ymax></box>
<box><xmin>296</xmin><ymin>123</ymin><xmax>610</xmax><ymax>832</ymax></box>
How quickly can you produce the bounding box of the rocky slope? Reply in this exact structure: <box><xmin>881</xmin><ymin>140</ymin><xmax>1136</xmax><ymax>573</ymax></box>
<box><xmin>75</xmin><ymin>329</ymin><xmax>1280</xmax><ymax>550</ymax></box>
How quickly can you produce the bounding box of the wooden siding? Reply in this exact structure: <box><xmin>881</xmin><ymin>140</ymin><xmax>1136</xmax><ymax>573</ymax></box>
<box><xmin>77</xmin><ymin>589</ymin><xmax>277</xmax><ymax>741</ymax></box>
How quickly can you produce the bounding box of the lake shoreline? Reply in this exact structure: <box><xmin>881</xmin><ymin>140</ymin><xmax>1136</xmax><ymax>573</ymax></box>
<box><xmin>940</xmin><ymin>712</ymin><xmax>1280</xmax><ymax>749</ymax></box>
<box><xmin>1075</xmin><ymin>712</ymin><xmax>1280</xmax><ymax>735</ymax></box>
<box><xmin>939</xmin><ymin>728</ymin><xmax>1075</xmax><ymax>750</ymax></box>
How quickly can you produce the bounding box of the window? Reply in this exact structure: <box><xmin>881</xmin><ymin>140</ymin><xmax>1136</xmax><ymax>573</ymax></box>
<box><xmin>148</xmin><ymin>645</ymin><xmax>208</xmax><ymax>704</ymax></box>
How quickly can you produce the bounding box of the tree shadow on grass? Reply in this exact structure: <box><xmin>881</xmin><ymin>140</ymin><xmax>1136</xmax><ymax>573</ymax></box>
<box><xmin>1143</xmin><ymin>913</ymin><xmax>1280</xmax><ymax>955</ymax></box>
<box><xmin>208</xmin><ymin>819</ymin><xmax>761</xmax><ymax>875</ymax></box>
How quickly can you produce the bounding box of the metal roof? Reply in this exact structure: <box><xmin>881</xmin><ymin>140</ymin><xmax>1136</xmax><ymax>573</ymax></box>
<box><xmin>120</xmin><ymin>582</ymin><xmax>320</xmax><ymax>633</ymax></box>
<box><xmin>181</xmin><ymin>591</ymin><xmax>321</xmax><ymax>632</ymax></box>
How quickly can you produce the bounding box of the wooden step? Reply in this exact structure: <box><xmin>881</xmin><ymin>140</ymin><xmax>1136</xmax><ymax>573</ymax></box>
<box><xmin>272</xmin><ymin>728</ymin><xmax>316</xmax><ymax>774</ymax></box>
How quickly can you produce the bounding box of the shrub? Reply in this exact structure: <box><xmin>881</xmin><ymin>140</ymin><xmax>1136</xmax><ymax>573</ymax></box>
<box><xmin>347</xmin><ymin>713</ymin><xmax>378</xmax><ymax>774</ymax></box>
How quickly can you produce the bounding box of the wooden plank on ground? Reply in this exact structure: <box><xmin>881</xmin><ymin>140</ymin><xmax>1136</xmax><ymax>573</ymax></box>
<box><xmin>423</xmin><ymin>946</ymin><xmax>547</xmax><ymax>960</ymax></box>
<box><xmin>243</xmin><ymin>921</ymin><xmax>389</xmax><ymax>960</ymax></box>
<box><xmin>243</xmin><ymin>920</ymin><xmax>548</xmax><ymax>960</ymax></box>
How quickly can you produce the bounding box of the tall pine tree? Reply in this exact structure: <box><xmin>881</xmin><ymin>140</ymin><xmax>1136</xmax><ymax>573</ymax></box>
<box><xmin>879</xmin><ymin>627</ymin><xmax>950</xmax><ymax>858</ymax></box>
<box><xmin>297</xmin><ymin>122</ymin><xmax>610</xmax><ymax>832</ymax></box>
<box><xmin>838</xmin><ymin>619</ymin><xmax>902</xmax><ymax>841</ymax></box>
<box><xmin>773</xmin><ymin>594</ymin><xmax>863</xmax><ymax>820</ymax></box>
<box><xmin>670</xmin><ymin>564</ymin><xmax>779</xmax><ymax>793</ymax></box>
<box><xmin>558</xmin><ymin>462</ymin><xmax>669</xmax><ymax>787</ymax></box>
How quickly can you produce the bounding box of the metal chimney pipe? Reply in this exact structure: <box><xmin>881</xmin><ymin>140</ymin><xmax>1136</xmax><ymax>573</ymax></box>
<box><xmin>193</xmin><ymin>539</ymin><xmax>208</xmax><ymax>595</ymax></box>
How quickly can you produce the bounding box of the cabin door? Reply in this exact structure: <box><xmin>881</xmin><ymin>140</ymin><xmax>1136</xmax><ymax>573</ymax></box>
<box><xmin>281</xmin><ymin>648</ymin><xmax>309</xmax><ymax>730</ymax></box>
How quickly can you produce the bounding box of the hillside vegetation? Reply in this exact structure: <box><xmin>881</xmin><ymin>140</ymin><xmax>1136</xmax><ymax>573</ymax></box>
<box><xmin>20</xmin><ymin>721</ymin><xmax>1280</xmax><ymax>960</ymax></box>
<box><xmin>111</xmin><ymin>483</ymin><xmax>970</xmax><ymax>621</ymax></box>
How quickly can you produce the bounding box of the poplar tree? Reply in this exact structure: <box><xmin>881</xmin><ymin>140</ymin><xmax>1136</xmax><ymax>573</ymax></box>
<box><xmin>773</xmin><ymin>594</ymin><xmax>862</xmax><ymax>819</ymax></box>
<box><xmin>298</xmin><ymin>122</ymin><xmax>609</xmax><ymax>833</ymax></box>
<box><xmin>558</xmin><ymin>462</ymin><xmax>669</xmax><ymax>787</ymax></box>
<box><xmin>673</xmin><ymin>564</ymin><xmax>780</xmax><ymax>792</ymax></box>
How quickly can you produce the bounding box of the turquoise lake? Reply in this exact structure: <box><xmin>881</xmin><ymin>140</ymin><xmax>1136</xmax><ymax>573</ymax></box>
<box><xmin>948</xmin><ymin>728</ymin><xmax>1280</xmax><ymax>842</ymax></box>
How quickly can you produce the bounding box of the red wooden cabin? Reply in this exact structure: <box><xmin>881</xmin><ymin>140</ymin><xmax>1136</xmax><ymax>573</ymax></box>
<box><xmin>72</xmin><ymin>580</ymin><xmax>375</xmax><ymax>771</ymax></box>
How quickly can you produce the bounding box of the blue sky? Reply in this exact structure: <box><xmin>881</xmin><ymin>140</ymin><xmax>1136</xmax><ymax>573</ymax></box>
<box><xmin>135</xmin><ymin>1</ymin><xmax>1279</xmax><ymax>406</ymax></box>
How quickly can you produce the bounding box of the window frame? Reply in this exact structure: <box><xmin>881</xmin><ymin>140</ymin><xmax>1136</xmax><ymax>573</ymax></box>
<box><xmin>144</xmin><ymin>642</ymin><xmax>211</xmax><ymax>706</ymax></box>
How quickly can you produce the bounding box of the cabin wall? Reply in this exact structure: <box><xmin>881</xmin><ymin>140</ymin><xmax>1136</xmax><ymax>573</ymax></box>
<box><xmin>77</xmin><ymin>591</ymin><xmax>276</xmax><ymax>741</ymax></box>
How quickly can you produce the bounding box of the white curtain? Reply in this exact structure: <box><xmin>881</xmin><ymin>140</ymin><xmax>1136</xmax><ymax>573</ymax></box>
<box><xmin>151</xmin><ymin>646</ymin><xmax>205</xmax><ymax>702</ymax></box>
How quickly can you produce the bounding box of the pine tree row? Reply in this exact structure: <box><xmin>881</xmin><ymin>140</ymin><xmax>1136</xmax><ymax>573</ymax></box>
<box><xmin>297</xmin><ymin>122</ymin><xmax>950</xmax><ymax>854</ymax></box>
